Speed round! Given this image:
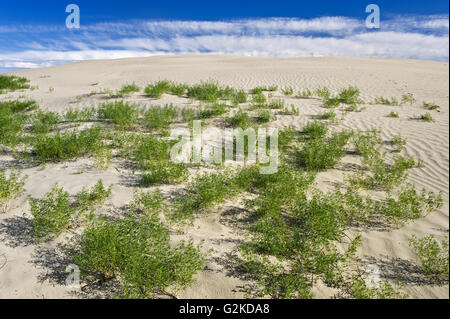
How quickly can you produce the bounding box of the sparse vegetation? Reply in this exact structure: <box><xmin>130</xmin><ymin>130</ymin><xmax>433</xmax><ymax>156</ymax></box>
<box><xmin>118</xmin><ymin>83</ymin><xmax>140</xmax><ymax>97</ymax></box>
<box><xmin>73</xmin><ymin>215</ymin><xmax>206</xmax><ymax>298</ymax></box>
<box><xmin>389</xmin><ymin>111</ymin><xmax>399</xmax><ymax>118</ymax></box>
<box><xmin>145</xmin><ymin>80</ymin><xmax>171</xmax><ymax>98</ymax></box>
<box><xmin>0</xmin><ymin>169</ymin><xmax>27</xmax><ymax>213</ymax></box>
<box><xmin>416</xmin><ymin>112</ymin><xmax>435</xmax><ymax>122</ymax></box>
<box><xmin>409</xmin><ymin>235</ymin><xmax>449</xmax><ymax>280</ymax></box>
<box><xmin>375</xmin><ymin>97</ymin><xmax>399</xmax><ymax>106</ymax></box>
<box><xmin>0</xmin><ymin>75</ymin><xmax>30</xmax><ymax>94</ymax></box>
<box><xmin>97</xmin><ymin>101</ymin><xmax>139</xmax><ymax>130</ymax></box>
<box><xmin>33</xmin><ymin>126</ymin><xmax>105</xmax><ymax>163</ymax></box>
<box><xmin>423</xmin><ymin>102</ymin><xmax>440</xmax><ymax>111</ymax></box>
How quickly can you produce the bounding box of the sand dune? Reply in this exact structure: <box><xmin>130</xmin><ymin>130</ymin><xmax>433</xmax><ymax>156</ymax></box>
<box><xmin>0</xmin><ymin>55</ymin><xmax>448</xmax><ymax>299</ymax></box>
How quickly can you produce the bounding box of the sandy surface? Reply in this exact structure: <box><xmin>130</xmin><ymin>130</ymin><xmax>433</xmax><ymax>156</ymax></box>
<box><xmin>0</xmin><ymin>55</ymin><xmax>448</xmax><ymax>299</ymax></box>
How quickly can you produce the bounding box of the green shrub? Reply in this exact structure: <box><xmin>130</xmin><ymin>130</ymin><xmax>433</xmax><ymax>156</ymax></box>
<box><xmin>338</xmin><ymin>86</ymin><xmax>363</xmax><ymax>105</ymax></box>
<box><xmin>296</xmin><ymin>88</ymin><xmax>312</xmax><ymax>99</ymax></box>
<box><xmin>0</xmin><ymin>169</ymin><xmax>27</xmax><ymax>213</ymax></box>
<box><xmin>0</xmin><ymin>107</ymin><xmax>28</xmax><ymax>147</ymax></box>
<box><xmin>169</xmin><ymin>82</ymin><xmax>188</xmax><ymax>97</ymax></box>
<box><xmin>279</xmin><ymin>104</ymin><xmax>299</xmax><ymax>116</ymax></box>
<box><xmin>303</xmin><ymin>121</ymin><xmax>329</xmax><ymax>140</ymax></box>
<box><xmin>316</xmin><ymin>86</ymin><xmax>331</xmax><ymax>100</ymax></box>
<box><xmin>409</xmin><ymin>235</ymin><xmax>449</xmax><ymax>280</ymax></box>
<box><xmin>63</xmin><ymin>107</ymin><xmax>96</xmax><ymax>123</ymax></box>
<box><xmin>417</xmin><ymin>112</ymin><xmax>435</xmax><ymax>122</ymax></box>
<box><xmin>0</xmin><ymin>100</ymin><xmax>38</xmax><ymax>113</ymax></box>
<box><xmin>97</xmin><ymin>101</ymin><xmax>139</xmax><ymax>130</ymax></box>
<box><xmin>347</xmin><ymin>276</ymin><xmax>408</xmax><ymax>299</ymax></box>
<box><xmin>74</xmin><ymin>180</ymin><xmax>112</xmax><ymax>222</ymax></box>
<box><xmin>374</xmin><ymin>184</ymin><xmax>443</xmax><ymax>224</ymax></box>
<box><xmin>173</xmin><ymin>171</ymin><xmax>239</xmax><ymax>221</ymax></box>
<box><xmin>227</xmin><ymin>109</ymin><xmax>252</xmax><ymax>128</ymax></box>
<box><xmin>282</xmin><ymin>87</ymin><xmax>294</xmax><ymax>96</ymax></box>
<box><xmin>401</xmin><ymin>93</ymin><xmax>415</xmax><ymax>105</ymax></box>
<box><xmin>389</xmin><ymin>112</ymin><xmax>399</xmax><ymax>118</ymax></box>
<box><xmin>318</xmin><ymin>110</ymin><xmax>337</xmax><ymax>121</ymax></box>
<box><xmin>30</xmin><ymin>185</ymin><xmax>73</xmax><ymax>240</ymax></box>
<box><xmin>232</xmin><ymin>89</ymin><xmax>248</xmax><ymax>104</ymax></box>
<box><xmin>392</xmin><ymin>135</ymin><xmax>407</xmax><ymax>153</ymax></box>
<box><xmin>31</xmin><ymin>111</ymin><xmax>61</xmax><ymax>134</ymax></box>
<box><xmin>251</xmin><ymin>92</ymin><xmax>267</xmax><ymax>107</ymax></box>
<box><xmin>423</xmin><ymin>102</ymin><xmax>440</xmax><ymax>111</ymax></box>
<box><xmin>374</xmin><ymin>97</ymin><xmax>399</xmax><ymax>106</ymax></box>
<box><xmin>255</xmin><ymin>109</ymin><xmax>272</xmax><ymax>123</ymax></box>
<box><xmin>33</xmin><ymin>126</ymin><xmax>104</xmax><ymax>162</ymax></box>
<box><xmin>118</xmin><ymin>83</ymin><xmax>140</xmax><ymax>97</ymax></box>
<box><xmin>130</xmin><ymin>190</ymin><xmax>165</xmax><ymax>219</ymax></box>
<box><xmin>141</xmin><ymin>162</ymin><xmax>188</xmax><ymax>186</ymax></box>
<box><xmin>144</xmin><ymin>104</ymin><xmax>178</xmax><ymax>131</ymax></box>
<box><xmin>298</xmin><ymin>130</ymin><xmax>353</xmax><ymax>171</ymax></box>
<box><xmin>187</xmin><ymin>81</ymin><xmax>226</xmax><ymax>102</ymax></box>
<box><xmin>267</xmin><ymin>98</ymin><xmax>284</xmax><ymax>110</ymax></box>
<box><xmin>144</xmin><ymin>80</ymin><xmax>171</xmax><ymax>98</ymax></box>
<box><xmin>0</xmin><ymin>75</ymin><xmax>30</xmax><ymax>93</ymax></box>
<box><xmin>197</xmin><ymin>102</ymin><xmax>228</xmax><ymax>119</ymax></box>
<box><xmin>73</xmin><ymin>216</ymin><xmax>205</xmax><ymax>298</ymax></box>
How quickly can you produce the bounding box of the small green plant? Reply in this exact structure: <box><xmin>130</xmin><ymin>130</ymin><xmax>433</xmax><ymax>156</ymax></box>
<box><xmin>279</xmin><ymin>104</ymin><xmax>299</xmax><ymax>116</ymax></box>
<box><xmin>255</xmin><ymin>109</ymin><xmax>272</xmax><ymax>123</ymax></box>
<box><xmin>389</xmin><ymin>111</ymin><xmax>399</xmax><ymax>118</ymax></box>
<box><xmin>391</xmin><ymin>135</ymin><xmax>407</xmax><ymax>153</ymax></box>
<box><xmin>316</xmin><ymin>86</ymin><xmax>331</xmax><ymax>100</ymax></box>
<box><xmin>318</xmin><ymin>110</ymin><xmax>337</xmax><ymax>122</ymax></box>
<box><xmin>374</xmin><ymin>97</ymin><xmax>399</xmax><ymax>106</ymax></box>
<box><xmin>144</xmin><ymin>104</ymin><xmax>178</xmax><ymax>131</ymax></box>
<box><xmin>97</xmin><ymin>101</ymin><xmax>139</xmax><ymax>130</ymax></box>
<box><xmin>30</xmin><ymin>185</ymin><xmax>73</xmax><ymax>240</ymax></box>
<box><xmin>338</xmin><ymin>86</ymin><xmax>363</xmax><ymax>105</ymax></box>
<box><xmin>0</xmin><ymin>100</ymin><xmax>38</xmax><ymax>113</ymax></box>
<box><xmin>118</xmin><ymin>83</ymin><xmax>140</xmax><ymax>97</ymax></box>
<box><xmin>49</xmin><ymin>87</ymin><xmax>55</xmax><ymax>93</ymax></box>
<box><xmin>298</xmin><ymin>130</ymin><xmax>353</xmax><ymax>171</ymax></box>
<box><xmin>251</xmin><ymin>92</ymin><xmax>267</xmax><ymax>107</ymax></box>
<box><xmin>303</xmin><ymin>121</ymin><xmax>329</xmax><ymax>140</ymax></box>
<box><xmin>0</xmin><ymin>75</ymin><xmax>30</xmax><ymax>94</ymax></box>
<box><xmin>130</xmin><ymin>190</ymin><xmax>165</xmax><ymax>219</ymax></box>
<box><xmin>74</xmin><ymin>180</ymin><xmax>112</xmax><ymax>222</ymax></box>
<box><xmin>169</xmin><ymin>82</ymin><xmax>188</xmax><ymax>97</ymax></box>
<box><xmin>296</xmin><ymin>88</ymin><xmax>312</xmax><ymax>99</ymax></box>
<box><xmin>141</xmin><ymin>162</ymin><xmax>188</xmax><ymax>186</ymax></box>
<box><xmin>416</xmin><ymin>112</ymin><xmax>435</xmax><ymax>122</ymax></box>
<box><xmin>63</xmin><ymin>107</ymin><xmax>96</xmax><ymax>123</ymax></box>
<box><xmin>267</xmin><ymin>98</ymin><xmax>284</xmax><ymax>110</ymax></box>
<box><xmin>423</xmin><ymin>102</ymin><xmax>440</xmax><ymax>111</ymax></box>
<box><xmin>282</xmin><ymin>87</ymin><xmax>294</xmax><ymax>96</ymax></box>
<box><xmin>231</xmin><ymin>89</ymin><xmax>248</xmax><ymax>105</ymax></box>
<box><xmin>0</xmin><ymin>107</ymin><xmax>29</xmax><ymax>147</ymax></box>
<box><xmin>31</xmin><ymin>111</ymin><xmax>61</xmax><ymax>134</ymax></box>
<box><xmin>347</xmin><ymin>276</ymin><xmax>408</xmax><ymax>299</ymax></box>
<box><xmin>187</xmin><ymin>81</ymin><xmax>228</xmax><ymax>102</ymax></box>
<box><xmin>401</xmin><ymin>93</ymin><xmax>415</xmax><ymax>105</ymax></box>
<box><xmin>0</xmin><ymin>169</ymin><xmax>27</xmax><ymax>213</ymax></box>
<box><xmin>173</xmin><ymin>170</ymin><xmax>240</xmax><ymax>221</ymax></box>
<box><xmin>197</xmin><ymin>102</ymin><xmax>228</xmax><ymax>119</ymax></box>
<box><xmin>227</xmin><ymin>109</ymin><xmax>252</xmax><ymax>128</ymax></box>
<box><xmin>33</xmin><ymin>126</ymin><xmax>104</xmax><ymax>162</ymax></box>
<box><xmin>73</xmin><ymin>216</ymin><xmax>206</xmax><ymax>298</ymax></box>
<box><xmin>409</xmin><ymin>235</ymin><xmax>449</xmax><ymax>280</ymax></box>
<box><xmin>144</xmin><ymin>80</ymin><xmax>171</xmax><ymax>98</ymax></box>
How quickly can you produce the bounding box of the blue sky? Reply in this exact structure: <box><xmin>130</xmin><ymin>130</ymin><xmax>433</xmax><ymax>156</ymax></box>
<box><xmin>0</xmin><ymin>0</ymin><xmax>448</xmax><ymax>73</ymax></box>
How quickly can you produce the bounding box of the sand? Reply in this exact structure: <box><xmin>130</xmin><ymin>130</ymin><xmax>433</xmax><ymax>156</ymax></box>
<box><xmin>0</xmin><ymin>55</ymin><xmax>448</xmax><ymax>299</ymax></box>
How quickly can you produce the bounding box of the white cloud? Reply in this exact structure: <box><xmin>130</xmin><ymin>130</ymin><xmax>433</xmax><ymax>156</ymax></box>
<box><xmin>0</xmin><ymin>15</ymin><xmax>448</xmax><ymax>72</ymax></box>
